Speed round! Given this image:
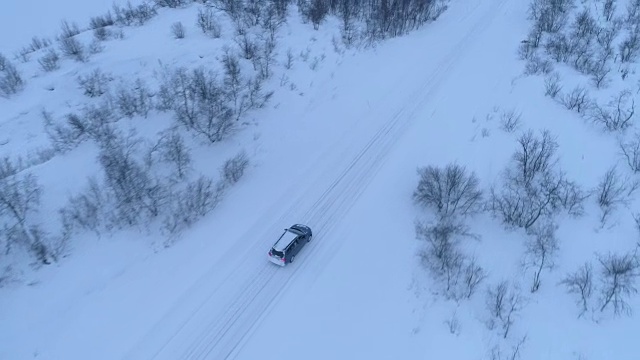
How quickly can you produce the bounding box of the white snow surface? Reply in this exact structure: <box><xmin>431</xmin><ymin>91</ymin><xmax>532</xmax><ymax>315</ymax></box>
<box><xmin>1</xmin><ymin>0</ymin><xmax>639</xmax><ymax>359</ymax></box>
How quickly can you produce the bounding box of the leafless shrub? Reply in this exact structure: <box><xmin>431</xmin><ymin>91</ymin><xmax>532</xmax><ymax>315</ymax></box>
<box><xmin>152</xmin><ymin>131</ymin><xmax>192</xmax><ymax>180</ymax></box>
<box><xmin>595</xmin><ymin>165</ymin><xmax>638</xmax><ymax>227</ymax></box>
<box><xmin>587</xmin><ymin>90</ymin><xmax>635</xmax><ymax>132</ymax></box>
<box><xmin>221</xmin><ymin>150</ymin><xmax>249</xmax><ymax>185</ymax></box>
<box><xmin>38</xmin><ymin>49</ymin><xmax>60</xmax><ymax>72</ymax></box>
<box><xmin>59</xmin><ymin>177</ymin><xmax>107</xmax><ymax>236</ymax></box>
<box><xmin>487</xmin><ymin>335</ymin><xmax>528</xmax><ymax>360</ymax></box>
<box><xmin>93</xmin><ymin>26</ymin><xmax>110</xmax><ymax>41</ymax></box>
<box><xmin>414</xmin><ymin>163</ymin><xmax>483</xmax><ymax>220</ymax></box>
<box><xmin>559</xmin><ymin>86</ymin><xmax>591</xmax><ymax>113</ymax></box>
<box><xmin>112</xmin><ymin>1</ymin><xmax>157</xmax><ymax>26</ymax></box>
<box><xmin>89</xmin><ymin>12</ymin><xmax>115</xmax><ymax>29</ymax></box>
<box><xmin>284</xmin><ymin>48</ymin><xmax>294</xmax><ymax>69</ymax></box>
<box><xmin>485</xmin><ymin>280</ymin><xmax>525</xmax><ymax>339</ymax></box>
<box><xmin>619</xmin><ymin>28</ymin><xmax>640</xmax><ymax>63</ymax></box>
<box><xmin>171</xmin><ymin>22</ymin><xmax>186</xmax><ymax>39</ymax></box>
<box><xmin>416</xmin><ymin>220</ymin><xmax>484</xmax><ymax>300</ymax></box>
<box><xmin>544</xmin><ymin>72</ymin><xmax>562</xmax><ymax>98</ymax></box>
<box><xmin>597</xmin><ymin>250</ymin><xmax>640</xmax><ymax>316</ymax></box>
<box><xmin>235</xmin><ymin>33</ymin><xmax>259</xmax><ymax>60</ymax></box>
<box><xmin>524</xmin><ymin>54</ymin><xmax>554</xmax><ymax>75</ymax></box>
<box><xmin>88</xmin><ymin>39</ymin><xmax>105</xmax><ymax>55</ymax></box>
<box><xmin>0</xmin><ymin>61</ymin><xmax>24</xmax><ymax>97</ymax></box>
<box><xmin>603</xmin><ymin>0</ymin><xmax>617</xmax><ymax>22</ymax></box>
<box><xmin>489</xmin><ymin>130</ymin><xmax>586</xmax><ymax>229</ymax></box>
<box><xmin>59</xmin><ymin>20</ymin><xmax>81</xmax><ymax>39</ymax></box>
<box><xmin>113</xmin><ymin>78</ymin><xmax>153</xmax><ymax>118</ymax></box>
<box><xmin>162</xmin><ymin>176</ymin><xmax>224</xmax><ymax>237</ymax></box>
<box><xmin>560</xmin><ymin>262</ymin><xmax>594</xmax><ymax>317</ymax></box>
<box><xmin>155</xmin><ymin>0</ymin><xmax>190</xmax><ymax>7</ymax></box>
<box><xmin>197</xmin><ymin>8</ymin><xmax>222</xmax><ymax>37</ymax></box>
<box><xmin>44</xmin><ymin>103</ymin><xmax>117</xmax><ymax>152</ymax></box>
<box><xmin>77</xmin><ymin>69</ymin><xmax>112</xmax><ymax>97</ymax></box>
<box><xmin>500</xmin><ymin>109</ymin><xmax>523</xmax><ymax>133</ymax></box>
<box><xmin>59</xmin><ymin>36</ymin><xmax>87</xmax><ymax>62</ymax></box>
<box><xmin>620</xmin><ymin>132</ymin><xmax>640</xmax><ymax>172</ymax></box>
<box><xmin>522</xmin><ymin>221</ymin><xmax>559</xmax><ymax>292</ymax></box>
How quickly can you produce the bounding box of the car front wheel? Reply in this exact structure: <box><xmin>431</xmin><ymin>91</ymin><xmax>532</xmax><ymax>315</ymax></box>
<box><xmin>290</xmin><ymin>255</ymin><xmax>295</xmax><ymax>263</ymax></box>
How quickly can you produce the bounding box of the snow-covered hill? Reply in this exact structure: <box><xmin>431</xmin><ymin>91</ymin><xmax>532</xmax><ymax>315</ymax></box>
<box><xmin>1</xmin><ymin>0</ymin><xmax>639</xmax><ymax>359</ymax></box>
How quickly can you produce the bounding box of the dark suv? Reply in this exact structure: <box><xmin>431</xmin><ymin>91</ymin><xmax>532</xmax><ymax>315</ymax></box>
<box><xmin>268</xmin><ymin>224</ymin><xmax>313</xmax><ymax>266</ymax></box>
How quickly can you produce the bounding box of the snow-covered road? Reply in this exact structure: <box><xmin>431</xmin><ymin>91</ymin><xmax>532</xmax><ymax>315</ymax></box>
<box><xmin>123</xmin><ymin>0</ymin><xmax>514</xmax><ymax>358</ymax></box>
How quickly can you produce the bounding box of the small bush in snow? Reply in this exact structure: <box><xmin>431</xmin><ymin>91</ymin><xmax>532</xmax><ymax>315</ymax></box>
<box><xmin>544</xmin><ymin>72</ymin><xmax>562</xmax><ymax>98</ymax></box>
<box><xmin>221</xmin><ymin>150</ymin><xmax>249</xmax><ymax>185</ymax></box>
<box><xmin>499</xmin><ymin>108</ymin><xmax>522</xmax><ymax>133</ymax></box>
<box><xmin>0</xmin><ymin>61</ymin><xmax>25</xmax><ymax>97</ymax></box>
<box><xmin>162</xmin><ymin>176</ymin><xmax>224</xmax><ymax>237</ymax></box>
<box><xmin>485</xmin><ymin>280</ymin><xmax>525</xmax><ymax>339</ymax></box>
<box><xmin>147</xmin><ymin>130</ymin><xmax>192</xmax><ymax>180</ymax></box>
<box><xmin>28</xmin><ymin>36</ymin><xmax>52</xmax><ymax>52</ymax></box>
<box><xmin>413</xmin><ymin>163</ymin><xmax>483</xmax><ymax>220</ymax></box>
<box><xmin>59</xmin><ymin>177</ymin><xmax>108</xmax><ymax>236</ymax></box>
<box><xmin>522</xmin><ymin>221</ymin><xmax>559</xmax><ymax>292</ymax></box>
<box><xmin>38</xmin><ymin>49</ymin><xmax>60</xmax><ymax>72</ymax></box>
<box><xmin>113</xmin><ymin>78</ymin><xmax>153</xmax><ymax>118</ymax></box>
<box><xmin>171</xmin><ymin>22</ymin><xmax>186</xmax><ymax>39</ymax></box>
<box><xmin>93</xmin><ymin>26</ymin><xmax>110</xmax><ymax>41</ymax></box>
<box><xmin>155</xmin><ymin>0</ymin><xmax>190</xmax><ymax>8</ymax></box>
<box><xmin>489</xmin><ymin>130</ymin><xmax>586</xmax><ymax>230</ymax></box>
<box><xmin>89</xmin><ymin>12</ymin><xmax>115</xmax><ymax>29</ymax></box>
<box><xmin>77</xmin><ymin>69</ymin><xmax>112</xmax><ymax>97</ymax></box>
<box><xmin>560</xmin><ymin>262</ymin><xmax>594</xmax><ymax>318</ymax></box>
<box><xmin>587</xmin><ymin>90</ymin><xmax>635</xmax><ymax>132</ymax></box>
<box><xmin>416</xmin><ymin>220</ymin><xmax>486</xmax><ymax>300</ymax></box>
<box><xmin>59</xmin><ymin>36</ymin><xmax>87</xmax><ymax>62</ymax></box>
<box><xmin>559</xmin><ymin>85</ymin><xmax>591</xmax><ymax>114</ymax></box>
<box><xmin>112</xmin><ymin>1</ymin><xmax>157</xmax><ymax>26</ymax></box>
<box><xmin>620</xmin><ymin>132</ymin><xmax>640</xmax><ymax>173</ymax></box>
<box><xmin>595</xmin><ymin>166</ymin><xmax>638</xmax><ymax>227</ymax></box>
<box><xmin>197</xmin><ymin>8</ymin><xmax>222</xmax><ymax>37</ymax></box>
<box><xmin>597</xmin><ymin>250</ymin><xmax>640</xmax><ymax>317</ymax></box>
<box><xmin>59</xmin><ymin>20</ymin><xmax>81</xmax><ymax>39</ymax></box>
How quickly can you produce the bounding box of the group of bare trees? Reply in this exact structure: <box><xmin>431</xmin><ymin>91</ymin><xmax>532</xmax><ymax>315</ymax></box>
<box><xmin>0</xmin><ymin>53</ymin><xmax>24</xmax><ymax>98</ymax></box>
<box><xmin>562</xmin><ymin>247</ymin><xmax>640</xmax><ymax>318</ymax></box>
<box><xmin>296</xmin><ymin>0</ymin><xmax>448</xmax><ymax>44</ymax></box>
<box><xmin>413</xmin><ymin>163</ymin><xmax>487</xmax><ymax>301</ymax></box>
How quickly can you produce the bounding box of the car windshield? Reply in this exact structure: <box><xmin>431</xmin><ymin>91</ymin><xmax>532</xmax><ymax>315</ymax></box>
<box><xmin>271</xmin><ymin>248</ymin><xmax>284</xmax><ymax>258</ymax></box>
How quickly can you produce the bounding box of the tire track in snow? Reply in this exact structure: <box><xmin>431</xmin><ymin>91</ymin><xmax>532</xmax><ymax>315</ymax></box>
<box><xmin>126</xmin><ymin>1</ymin><xmax>510</xmax><ymax>359</ymax></box>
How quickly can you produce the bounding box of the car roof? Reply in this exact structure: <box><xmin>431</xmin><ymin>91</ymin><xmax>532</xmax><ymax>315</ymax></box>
<box><xmin>272</xmin><ymin>229</ymin><xmax>299</xmax><ymax>252</ymax></box>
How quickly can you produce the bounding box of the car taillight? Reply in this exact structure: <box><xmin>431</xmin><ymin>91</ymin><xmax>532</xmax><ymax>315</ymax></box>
<box><xmin>268</xmin><ymin>251</ymin><xmax>272</xmax><ymax>256</ymax></box>
<box><xmin>281</xmin><ymin>257</ymin><xmax>285</xmax><ymax>262</ymax></box>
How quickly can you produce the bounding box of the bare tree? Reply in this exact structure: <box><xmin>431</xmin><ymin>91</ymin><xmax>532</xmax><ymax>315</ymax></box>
<box><xmin>77</xmin><ymin>69</ymin><xmax>113</xmax><ymax>97</ymax></box>
<box><xmin>38</xmin><ymin>49</ymin><xmax>60</xmax><ymax>72</ymax></box>
<box><xmin>0</xmin><ymin>61</ymin><xmax>24</xmax><ymax>97</ymax></box>
<box><xmin>500</xmin><ymin>109</ymin><xmax>523</xmax><ymax>133</ymax></box>
<box><xmin>620</xmin><ymin>132</ymin><xmax>640</xmax><ymax>172</ymax></box>
<box><xmin>544</xmin><ymin>72</ymin><xmax>562</xmax><ymax>98</ymax></box>
<box><xmin>59</xmin><ymin>20</ymin><xmax>81</xmax><ymax>39</ymax></box>
<box><xmin>147</xmin><ymin>130</ymin><xmax>192</xmax><ymax>181</ymax></box>
<box><xmin>221</xmin><ymin>150</ymin><xmax>249</xmax><ymax>185</ymax></box>
<box><xmin>603</xmin><ymin>0</ymin><xmax>617</xmax><ymax>22</ymax></box>
<box><xmin>619</xmin><ymin>28</ymin><xmax>640</xmax><ymax>63</ymax></box>
<box><xmin>560</xmin><ymin>262</ymin><xmax>593</xmax><ymax>317</ymax></box>
<box><xmin>597</xmin><ymin>250</ymin><xmax>640</xmax><ymax>316</ymax></box>
<box><xmin>171</xmin><ymin>22</ymin><xmax>186</xmax><ymax>39</ymax></box>
<box><xmin>162</xmin><ymin>176</ymin><xmax>224</xmax><ymax>237</ymax></box>
<box><xmin>413</xmin><ymin>163</ymin><xmax>483</xmax><ymax>220</ymax></box>
<box><xmin>490</xmin><ymin>129</ymin><xmax>585</xmax><ymax>230</ymax></box>
<box><xmin>588</xmin><ymin>90</ymin><xmax>635</xmax><ymax>132</ymax></box>
<box><xmin>595</xmin><ymin>165</ymin><xmax>637</xmax><ymax>226</ymax></box>
<box><xmin>59</xmin><ymin>177</ymin><xmax>108</xmax><ymax>236</ymax></box>
<box><xmin>197</xmin><ymin>8</ymin><xmax>222</xmax><ymax>37</ymax></box>
<box><xmin>522</xmin><ymin>221</ymin><xmax>559</xmax><ymax>292</ymax></box>
<box><xmin>416</xmin><ymin>219</ymin><xmax>483</xmax><ymax>300</ymax></box>
<box><xmin>485</xmin><ymin>280</ymin><xmax>525</xmax><ymax>339</ymax></box>
<box><xmin>0</xmin><ymin>167</ymin><xmax>52</xmax><ymax>264</ymax></box>
<box><xmin>59</xmin><ymin>36</ymin><xmax>87</xmax><ymax>62</ymax></box>
<box><xmin>113</xmin><ymin>78</ymin><xmax>153</xmax><ymax>118</ymax></box>
<box><xmin>559</xmin><ymin>86</ymin><xmax>591</xmax><ymax>114</ymax></box>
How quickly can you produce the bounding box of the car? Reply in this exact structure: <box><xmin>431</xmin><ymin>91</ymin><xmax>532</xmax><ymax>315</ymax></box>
<box><xmin>268</xmin><ymin>224</ymin><xmax>313</xmax><ymax>266</ymax></box>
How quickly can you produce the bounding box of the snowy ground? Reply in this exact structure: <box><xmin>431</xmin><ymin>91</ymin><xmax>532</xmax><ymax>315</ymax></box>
<box><xmin>1</xmin><ymin>0</ymin><xmax>639</xmax><ymax>359</ymax></box>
